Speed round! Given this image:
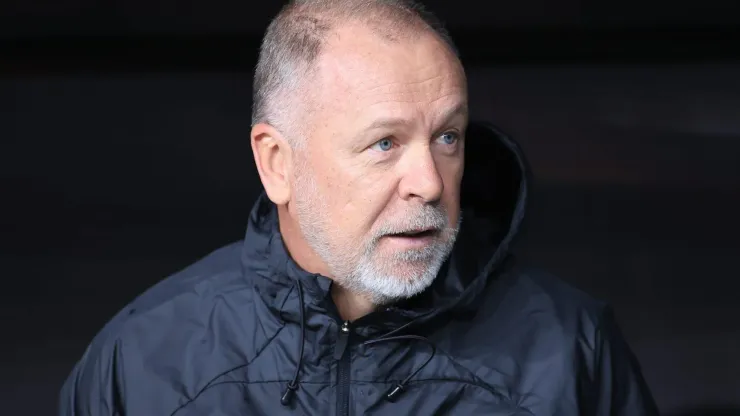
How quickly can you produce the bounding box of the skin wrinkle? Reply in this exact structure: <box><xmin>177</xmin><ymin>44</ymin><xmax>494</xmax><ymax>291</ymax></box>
<box><xmin>363</xmin><ymin>97</ymin><xmax>466</xmax><ymax>127</ymax></box>
<box><xmin>364</xmin><ymin>75</ymin><xmax>453</xmax><ymax>92</ymax></box>
<box><xmin>255</xmin><ymin>20</ymin><xmax>467</xmax><ymax>318</ymax></box>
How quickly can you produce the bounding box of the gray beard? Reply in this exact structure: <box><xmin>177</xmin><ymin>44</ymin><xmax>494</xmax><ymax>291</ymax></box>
<box><xmin>293</xmin><ymin>168</ymin><xmax>460</xmax><ymax>305</ymax></box>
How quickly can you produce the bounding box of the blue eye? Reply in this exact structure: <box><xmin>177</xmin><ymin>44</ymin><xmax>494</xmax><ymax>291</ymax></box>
<box><xmin>371</xmin><ymin>138</ymin><xmax>394</xmax><ymax>152</ymax></box>
<box><xmin>438</xmin><ymin>132</ymin><xmax>459</xmax><ymax>145</ymax></box>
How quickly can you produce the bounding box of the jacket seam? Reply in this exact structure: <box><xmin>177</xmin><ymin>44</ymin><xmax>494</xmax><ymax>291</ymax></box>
<box><xmin>168</xmin><ymin>324</ymin><xmax>286</xmax><ymax>415</ymax></box>
<box><xmin>427</xmin><ymin>352</ymin><xmax>533</xmax><ymax>414</ymax></box>
<box><xmin>176</xmin><ymin>377</ymin><xmax>532</xmax><ymax>414</ymax></box>
<box><xmin>408</xmin><ymin>378</ymin><xmax>534</xmax><ymax>414</ymax></box>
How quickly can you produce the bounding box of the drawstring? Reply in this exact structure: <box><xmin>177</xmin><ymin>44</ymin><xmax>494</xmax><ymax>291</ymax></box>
<box><xmin>363</xmin><ymin>334</ymin><xmax>437</xmax><ymax>402</ymax></box>
<box><xmin>280</xmin><ymin>279</ymin><xmax>306</xmax><ymax>406</ymax></box>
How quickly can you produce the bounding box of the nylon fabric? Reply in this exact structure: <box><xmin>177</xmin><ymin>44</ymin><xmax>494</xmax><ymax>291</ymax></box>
<box><xmin>59</xmin><ymin>122</ymin><xmax>658</xmax><ymax>415</ymax></box>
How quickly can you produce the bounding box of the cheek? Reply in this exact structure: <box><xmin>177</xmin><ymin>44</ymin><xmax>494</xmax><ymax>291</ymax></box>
<box><xmin>330</xmin><ymin>163</ymin><xmax>396</xmax><ymax>234</ymax></box>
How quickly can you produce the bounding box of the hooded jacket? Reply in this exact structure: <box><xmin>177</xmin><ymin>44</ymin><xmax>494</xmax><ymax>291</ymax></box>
<box><xmin>59</xmin><ymin>122</ymin><xmax>659</xmax><ymax>415</ymax></box>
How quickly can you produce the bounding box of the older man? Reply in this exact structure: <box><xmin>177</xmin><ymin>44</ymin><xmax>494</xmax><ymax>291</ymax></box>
<box><xmin>59</xmin><ymin>1</ymin><xmax>658</xmax><ymax>415</ymax></box>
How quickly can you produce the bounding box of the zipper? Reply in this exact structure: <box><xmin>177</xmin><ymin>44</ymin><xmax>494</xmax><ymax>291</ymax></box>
<box><xmin>335</xmin><ymin>320</ymin><xmax>351</xmax><ymax>416</ymax></box>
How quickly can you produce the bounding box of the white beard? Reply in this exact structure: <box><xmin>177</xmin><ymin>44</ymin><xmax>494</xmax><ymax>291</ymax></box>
<box><xmin>292</xmin><ymin>161</ymin><xmax>460</xmax><ymax>305</ymax></box>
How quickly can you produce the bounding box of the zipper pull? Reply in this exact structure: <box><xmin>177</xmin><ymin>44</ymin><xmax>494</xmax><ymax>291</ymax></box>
<box><xmin>334</xmin><ymin>320</ymin><xmax>351</xmax><ymax>360</ymax></box>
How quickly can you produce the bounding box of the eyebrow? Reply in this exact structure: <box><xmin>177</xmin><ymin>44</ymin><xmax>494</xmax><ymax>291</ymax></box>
<box><xmin>435</xmin><ymin>101</ymin><xmax>469</xmax><ymax>130</ymax></box>
<box><xmin>361</xmin><ymin>101</ymin><xmax>469</xmax><ymax>133</ymax></box>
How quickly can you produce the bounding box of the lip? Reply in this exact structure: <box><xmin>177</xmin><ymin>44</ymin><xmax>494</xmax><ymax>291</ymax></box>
<box><xmin>402</xmin><ymin>228</ymin><xmax>435</xmax><ymax>235</ymax></box>
<box><xmin>381</xmin><ymin>230</ymin><xmax>439</xmax><ymax>249</ymax></box>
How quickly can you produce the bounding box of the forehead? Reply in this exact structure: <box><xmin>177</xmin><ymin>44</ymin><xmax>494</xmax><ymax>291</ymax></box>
<box><xmin>310</xmin><ymin>24</ymin><xmax>467</xmax><ymax>129</ymax></box>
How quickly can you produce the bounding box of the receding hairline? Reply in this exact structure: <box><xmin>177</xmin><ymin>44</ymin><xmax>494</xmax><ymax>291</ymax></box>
<box><xmin>288</xmin><ymin>22</ymin><xmax>462</xmax><ymax>141</ymax></box>
<box><xmin>251</xmin><ymin>0</ymin><xmax>460</xmax><ymax>145</ymax></box>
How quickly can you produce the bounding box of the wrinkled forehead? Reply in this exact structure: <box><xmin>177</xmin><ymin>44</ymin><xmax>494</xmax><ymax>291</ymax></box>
<box><xmin>308</xmin><ymin>25</ymin><xmax>467</xmax><ymax>133</ymax></box>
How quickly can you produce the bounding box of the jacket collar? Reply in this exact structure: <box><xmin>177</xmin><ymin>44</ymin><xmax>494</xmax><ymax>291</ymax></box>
<box><xmin>241</xmin><ymin>194</ymin><xmax>333</xmax><ymax>315</ymax></box>
<box><xmin>240</xmin><ymin>195</ymin><xmax>430</xmax><ymax>336</ymax></box>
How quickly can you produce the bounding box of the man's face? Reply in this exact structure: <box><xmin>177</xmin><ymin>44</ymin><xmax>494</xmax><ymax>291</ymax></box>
<box><xmin>291</xmin><ymin>25</ymin><xmax>467</xmax><ymax>304</ymax></box>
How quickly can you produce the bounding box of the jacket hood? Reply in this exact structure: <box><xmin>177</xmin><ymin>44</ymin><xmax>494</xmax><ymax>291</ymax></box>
<box><xmin>241</xmin><ymin>121</ymin><xmax>530</xmax><ymax>331</ymax></box>
<box><xmin>405</xmin><ymin>121</ymin><xmax>530</xmax><ymax>321</ymax></box>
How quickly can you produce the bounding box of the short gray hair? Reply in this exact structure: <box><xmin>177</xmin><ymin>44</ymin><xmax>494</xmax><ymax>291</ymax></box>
<box><xmin>251</xmin><ymin>0</ymin><xmax>458</xmax><ymax>147</ymax></box>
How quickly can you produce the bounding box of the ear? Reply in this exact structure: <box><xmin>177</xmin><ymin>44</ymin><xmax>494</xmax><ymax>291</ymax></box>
<box><xmin>250</xmin><ymin>123</ymin><xmax>293</xmax><ymax>205</ymax></box>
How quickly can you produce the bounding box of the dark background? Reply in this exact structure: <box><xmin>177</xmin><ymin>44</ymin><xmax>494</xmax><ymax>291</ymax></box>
<box><xmin>2</xmin><ymin>1</ymin><xmax>740</xmax><ymax>414</ymax></box>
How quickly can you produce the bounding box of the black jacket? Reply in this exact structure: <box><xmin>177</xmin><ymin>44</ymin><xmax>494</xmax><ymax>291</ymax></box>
<box><xmin>59</xmin><ymin>122</ymin><xmax>659</xmax><ymax>415</ymax></box>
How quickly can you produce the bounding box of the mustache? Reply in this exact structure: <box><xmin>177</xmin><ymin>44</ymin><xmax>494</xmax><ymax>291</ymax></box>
<box><xmin>372</xmin><ymin>206</ymin><xmax>450</xmax><ymax>238</ymax></box>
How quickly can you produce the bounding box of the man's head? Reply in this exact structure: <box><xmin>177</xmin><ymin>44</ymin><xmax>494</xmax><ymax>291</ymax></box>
<box><xmin>250</xmin><ymin>0</ymin><xmax>468</xmax><ymax>307</ymax></box>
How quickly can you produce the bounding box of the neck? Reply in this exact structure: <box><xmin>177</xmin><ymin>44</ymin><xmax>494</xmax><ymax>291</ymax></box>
<box><xmin>277</xmin><ymin>204</ymin><xmax>377</xmax><ymax>322</ymax></box>
<box><xmin>331</xmin><ymin>285</ymin><xmax>376</xmax><ymax>322</ymax></box>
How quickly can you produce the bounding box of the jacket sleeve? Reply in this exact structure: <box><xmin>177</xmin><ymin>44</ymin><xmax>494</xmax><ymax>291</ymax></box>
<box><xmin>588</xmin><ymin>306</ymin><xmax>660</xmax><ymax>416</ymax></box>
<box><xmin>58</xmin><ymin>337</ymin><xmax>126</xmax><ymax>416</ymax></box>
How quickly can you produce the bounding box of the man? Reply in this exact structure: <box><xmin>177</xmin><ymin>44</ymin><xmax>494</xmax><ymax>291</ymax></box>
<box><xmin>60</xmin><ymin>1</ymin><xmax>659</xmax><ymax>414</ymax></box>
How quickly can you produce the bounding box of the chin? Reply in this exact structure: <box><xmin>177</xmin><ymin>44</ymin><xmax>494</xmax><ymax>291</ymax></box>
<box><xmin>388</xmin><ymin>260</ymin><xmax>437</xmax><ymax>278</ymax></box>
<box><xmin>352</xmin><ymin>260</ymin><xmax>441</xmax><ymax>304</ymax></box>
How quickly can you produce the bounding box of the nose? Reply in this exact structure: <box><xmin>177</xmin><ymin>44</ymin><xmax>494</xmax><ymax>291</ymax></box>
<box><xmin>398</xmin><ymin>146</ymin><xmax>444</xmax><ymax>203</ymax></box>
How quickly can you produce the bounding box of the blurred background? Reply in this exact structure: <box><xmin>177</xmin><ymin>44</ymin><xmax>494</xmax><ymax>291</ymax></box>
<box><xmin>2</xmin><ymin>1</ymin><xmax>740</xmax><ymax>414</ymax></box>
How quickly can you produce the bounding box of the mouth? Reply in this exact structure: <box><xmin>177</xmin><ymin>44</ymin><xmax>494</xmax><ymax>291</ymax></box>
<box><xmin>380</xmin><ymin>229</ymin><xmax>439</xmax><ymax>251</ymax></box>
<box><xmin>390</xmin><ymin>228</ymin><xmax>439</xmax><ymax>238</ymax></box>
<box><xmin>384</xmin><ymin>227</ymin><xmax>441</xmax><ymax>242</ymax></box>
<box><xmin>379</xmin><ymin>228</ymin><xmax>441</xmax><ymax>251</ymax></box>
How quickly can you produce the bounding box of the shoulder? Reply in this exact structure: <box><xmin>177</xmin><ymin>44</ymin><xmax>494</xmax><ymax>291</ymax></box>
<box><xmin>451</xmin><ymin>262</ymin><xmax>610</xmax><ymax>373</ymax></box>
<box><xmin>124</xmin><ymin>240</ymin><xmax>247</xmax><ymax>317</ymax></box>
<box><xmin>498</xmin><ymin>262</ymin><xmax>607</xmax><ymax>323</ymax></box>
<box><xmin>60</xmin><ymin>241</ymin><xmax>257</xmax><ymax>412</ymax></box>
<box><xmin>455</xmin><ymin>265</ymin><xmax>658</xmax><ymax>414</ymax></box>
<box><xmin>492</xmin><ymin>265</ymin><xmax>659</xmax><ymax>413</ymax></box>
<box><xmin>83</xmin><ymin>241</ymin><xmax>250</xmax><ymax>362</ymax></box>
<box><xmin>471</xmin><ymin>261</ymin><xmax>612</xmax><ymax>353</ymax></box>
